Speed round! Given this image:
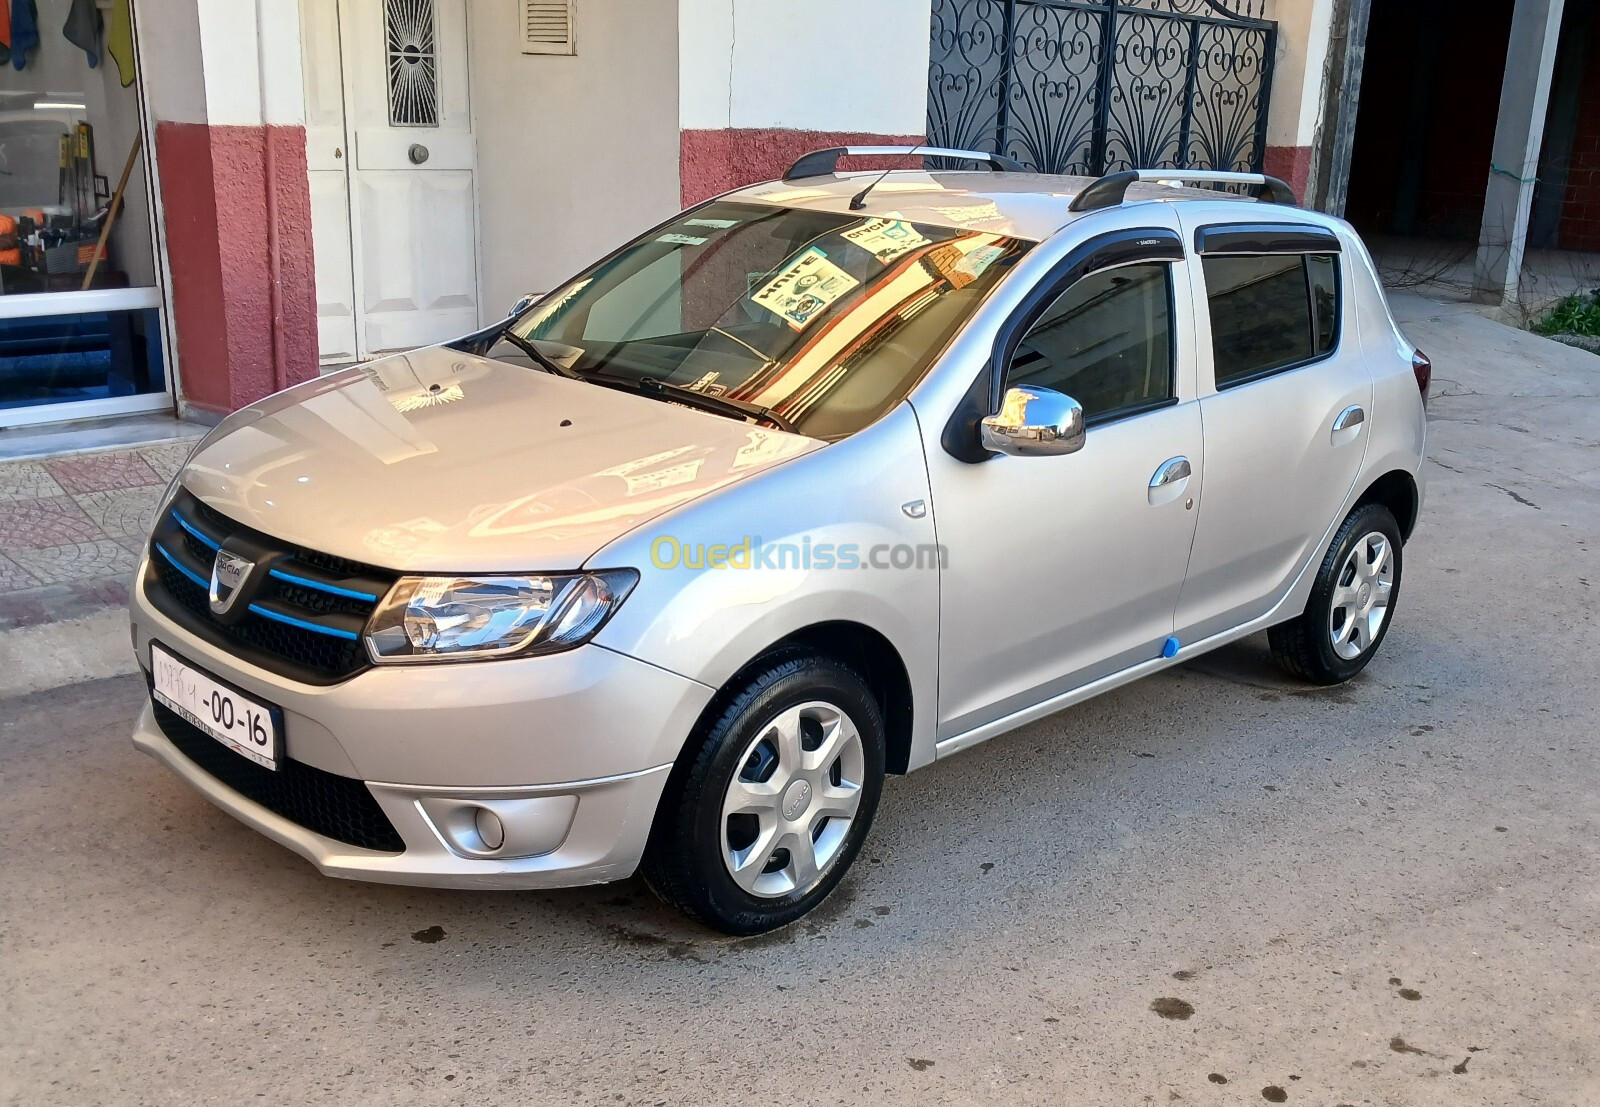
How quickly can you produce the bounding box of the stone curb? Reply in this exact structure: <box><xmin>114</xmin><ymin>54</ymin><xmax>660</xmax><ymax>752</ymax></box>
<box><xmin>1546</xmin><ymin>332</ymin><xmax>1600</xmax><ymax>354</ymax></box>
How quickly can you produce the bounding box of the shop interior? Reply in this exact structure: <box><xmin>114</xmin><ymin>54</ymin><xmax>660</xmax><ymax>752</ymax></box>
<box><xmin>0</xmin><ymin>0</ymin><xmax>164</xmax><ymax>421</ymax></box>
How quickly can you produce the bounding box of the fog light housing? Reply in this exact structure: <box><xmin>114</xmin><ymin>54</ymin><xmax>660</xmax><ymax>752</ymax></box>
<box><xmin>416</xmin><ymin>795</ymin><xmax>578</xmax><ymax>859</ymax></box>
<box><xmin>474</xmin><ymin>806</ymin><xmax>505</xmax><ymax>851</ymax></box>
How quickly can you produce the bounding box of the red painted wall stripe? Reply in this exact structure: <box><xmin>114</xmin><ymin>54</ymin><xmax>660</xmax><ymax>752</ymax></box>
<box><xmin>1263</xmin><ymin>145</ymin><xmax>1312</xmax><ymax>205</ymax></box>
<box><xmin>680</xmin><ymin>128</ymin><xmax>926</xmax><ymax>207</ymax></box>
<box><xmin>155</xmin><ymin>122</ymin><xmax>319</xmax><ymax>415</ymax></box>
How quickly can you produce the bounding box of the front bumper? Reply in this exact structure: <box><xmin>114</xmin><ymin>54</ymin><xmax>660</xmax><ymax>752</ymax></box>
<box><xmin>134</xmin><ymin>701</ymin><xmax>671</xmax><ymax>889</ymax></box>
<box><xmin>129</xmin><ymin>556</ymin><xmax>713</xmax><ymax>889</ymax></box>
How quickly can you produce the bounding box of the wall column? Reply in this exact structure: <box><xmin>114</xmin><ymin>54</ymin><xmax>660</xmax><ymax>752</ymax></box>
<box><xmin>1262</xmin><ymin>0</ymin><xmax>1335</xmax><ymax>203</ymax></box>
<box><xmin>1472</xmin><ymin>0</ymin><xmax>1567</xmax><ymax>307</ymax></box>
<box><xmin>1306</xmin><ymin>0</ymin><xmax>1371</xmax><ymax>216</ymax></box>
<box><xmin>138</xmin><ymin>0</ymin><xmax>318</xmax><ymax>416</ymax></box>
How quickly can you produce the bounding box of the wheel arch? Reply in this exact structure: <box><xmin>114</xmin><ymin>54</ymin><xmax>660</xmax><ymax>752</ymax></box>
<box><xmin>1353</xmin><ymin>469</ymin><xmax>1419</xmax><ymax>541</ymax></box>
<box><xmin>705</xmin><ymin>621</ymin><xmax>916</xmax><ymax>776</ymax></box>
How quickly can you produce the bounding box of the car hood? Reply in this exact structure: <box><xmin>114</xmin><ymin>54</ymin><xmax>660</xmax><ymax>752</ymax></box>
<box><xmin>178</xmin><ymin>346</ymin><xmax>821</xmax><ymax>573</ymax></box>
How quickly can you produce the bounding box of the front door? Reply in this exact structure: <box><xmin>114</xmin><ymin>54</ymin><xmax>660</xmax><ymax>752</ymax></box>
<box><xmin>301</xmin><ymin>0</ymin><xmax>480</xmax><ymax>365</ymax></box>
<box><xmin>926</xmin><ymin>228</ymin><xmax>1204</xmax><ymax>742</ymax></box>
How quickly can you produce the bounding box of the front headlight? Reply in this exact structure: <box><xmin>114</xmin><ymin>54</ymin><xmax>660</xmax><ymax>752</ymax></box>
<box><xmin>365</xmin><ymin>569</ymin><xmax>637</xmax><ymax>663</ymax></box>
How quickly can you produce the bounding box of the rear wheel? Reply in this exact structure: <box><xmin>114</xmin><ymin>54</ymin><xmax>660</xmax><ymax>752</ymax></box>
<box><xmin>1269</xmin><ymin>503</ymin><xmax>1402</xmax><ymax>685</ymax></box>
<box><xmin>641</xmin><ymin>654</ymin><xmax>885</xmax><ymax>935</ymax></box>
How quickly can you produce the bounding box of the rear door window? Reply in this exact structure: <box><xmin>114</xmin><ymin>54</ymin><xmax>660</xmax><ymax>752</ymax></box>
<box><xmin>1202</xmin><ymin>253</ymin><xmax>1339</xmax><ymax>388</ymax></box>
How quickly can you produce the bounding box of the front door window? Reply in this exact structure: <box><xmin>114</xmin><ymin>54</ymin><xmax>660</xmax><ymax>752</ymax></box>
<box><xmin>1007</xmin><ymin>262</ymin><xmax>1175</xmax><ymax>423</ymax></box>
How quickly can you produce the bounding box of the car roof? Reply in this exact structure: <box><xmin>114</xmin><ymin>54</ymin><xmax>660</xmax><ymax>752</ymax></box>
<box><xmin>729</xmin><ymin>170</ymin><xmax>1274</xmax><ymax>242</ymax></box>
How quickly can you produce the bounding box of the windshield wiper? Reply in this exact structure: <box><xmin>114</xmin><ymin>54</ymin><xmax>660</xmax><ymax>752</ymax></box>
<box><xmin>496</xmin><ymin>326</ymin><xmax>583</xmax><ymax>379</ymax></box>
<box><xmin>597</xmin><ymin>374</ymin><xmax>797</xmax><ymax>435</ymax></box>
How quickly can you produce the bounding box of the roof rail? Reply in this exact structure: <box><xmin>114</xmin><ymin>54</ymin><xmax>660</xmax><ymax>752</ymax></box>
<box><xmin>1067</xmin><ymin>169</ymin><xmax>1297</xmax><ymax>212</ymax></box>
<box><xmin>783</xmin><ymin>146</ymin><xmax>1028</xmax><ymax>182</ymax></box>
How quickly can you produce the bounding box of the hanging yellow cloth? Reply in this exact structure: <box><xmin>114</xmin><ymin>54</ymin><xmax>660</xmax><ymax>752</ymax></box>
<box><xmin>107</xmin><ymin>0</ymin><xmax>134</xmax><ymax>87</ymax></box>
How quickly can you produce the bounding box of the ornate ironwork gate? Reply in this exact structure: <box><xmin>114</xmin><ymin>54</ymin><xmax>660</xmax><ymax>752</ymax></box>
<box><xmin>927</xmin><ymin>0</ymin><xmax>1278</xmax><ymax>176</ymax></box>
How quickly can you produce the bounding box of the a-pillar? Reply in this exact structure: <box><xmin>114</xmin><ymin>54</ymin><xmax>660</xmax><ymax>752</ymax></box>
<box><xmin>1472</xmin><ymin>0</ymin><xmax>1567</xmax><ymax>308</ymax></box>
<box><xmin>139</xmin><ymin>0</ymin><xmax>318</xmax><ymax>416</ymax></box>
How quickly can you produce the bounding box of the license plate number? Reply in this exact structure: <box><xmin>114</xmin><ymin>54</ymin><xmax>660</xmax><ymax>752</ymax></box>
<box><xmin>151</xmin><ymin>643</ymin><xmax>281</xmax><ymax>770</ymax></box>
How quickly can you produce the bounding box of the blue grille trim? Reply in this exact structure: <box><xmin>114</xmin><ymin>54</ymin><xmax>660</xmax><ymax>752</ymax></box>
<box><xmin>170</xmin><ymin>510</ymin><xmax>221</xmax><ymax>551</ymax></box>
<box><xmin>267</xmin><ymin>568</ymin><xmax>382</xmax><ymax>602</ymax></box>
<box><xmin>247</xmin><ymin>604</ymin><xmax>363</xmax><ymax>641</ymax></box>
<box><xmin>154</xmin><ymin>542</ymin><xmax>210</xmax><ymax>590</ymax></box>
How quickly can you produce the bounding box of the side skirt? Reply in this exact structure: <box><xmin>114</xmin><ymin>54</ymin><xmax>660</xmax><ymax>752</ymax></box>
<box><xmin>933</xmin><ymin>601</ymin><xmax>1303</xmax><ymax>761</ymax></box>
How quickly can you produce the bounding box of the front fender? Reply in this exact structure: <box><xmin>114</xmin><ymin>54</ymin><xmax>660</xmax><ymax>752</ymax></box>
<box><xmin>588</xmin><ymin>403</ymin><xmax>941</xmax><ymax>772</ymax></box>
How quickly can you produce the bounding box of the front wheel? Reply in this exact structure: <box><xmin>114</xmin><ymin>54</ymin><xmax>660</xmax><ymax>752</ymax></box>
<box><xmin>641</xmin><ymin>654</ymin><xmax>885</xmax><ymax>935</ymax></box>
<box><xmin>1269</xmin><ymin>503</ymin><xmax>1403</xmax><ymax>685</ymax></box>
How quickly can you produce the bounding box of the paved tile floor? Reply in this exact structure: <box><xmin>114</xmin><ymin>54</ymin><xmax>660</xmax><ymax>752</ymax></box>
<box><xmin>0</xmin><ymin>443</ymin><xmax>188</xmax><ymax>630</ymax></box>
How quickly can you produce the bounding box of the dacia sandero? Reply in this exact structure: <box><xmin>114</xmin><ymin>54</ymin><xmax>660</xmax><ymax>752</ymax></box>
<box><xmin>132</xmin><ymin>149</ymin><xmax>1428</xmax><ymax>934</ymax></box>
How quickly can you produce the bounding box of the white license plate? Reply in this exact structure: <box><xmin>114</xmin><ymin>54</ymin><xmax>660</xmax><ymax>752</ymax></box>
<box><xmin>151</xmin><ymin>643</ymin><xmax>282</xmax><ymax>770</ymax></box>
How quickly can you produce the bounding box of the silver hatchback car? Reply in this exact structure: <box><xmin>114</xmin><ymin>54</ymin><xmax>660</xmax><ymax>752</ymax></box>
<box><xmin>131</xmin><ymin>149</ymin><xmax>1427</xmax><ymax>934</ymax></box>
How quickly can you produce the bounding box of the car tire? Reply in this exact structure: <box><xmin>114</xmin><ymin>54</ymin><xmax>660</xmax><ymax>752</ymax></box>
<box><xmin>641</xmin><ymin>652</ymin><xmax>886</xmax><ymax>936</ymax></box>
<box><xmin>1269</xmin><ymin>503</ymin><xmax>1403</xmax><ymax>685</ymax></box>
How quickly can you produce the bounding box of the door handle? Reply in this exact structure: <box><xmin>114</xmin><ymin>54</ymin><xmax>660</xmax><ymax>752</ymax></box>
<box><xmin>1331</xmin><ymin>404</ymin><xmax>1365</xmax><ymax>445</ymax></box>
<box><xmin>1148</xmin><ymin>456</ymin><xmax>1191</xmax><ymax>506</ymax></box>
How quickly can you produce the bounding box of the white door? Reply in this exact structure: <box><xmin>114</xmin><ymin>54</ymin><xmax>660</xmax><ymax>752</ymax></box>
<box><xmin>301</xmin><ymin>0</ymin><xmax>480</xmax><ymax>364</ymax></box>
<box><xmin>302</xmin><ymin>0</ymin><xmax>358</xmax><ymax>364</ymax></box>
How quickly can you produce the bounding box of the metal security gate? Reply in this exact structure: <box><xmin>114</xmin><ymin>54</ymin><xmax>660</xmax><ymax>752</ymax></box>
<box><xmin>928</xmin><ymin>0</ymin><xmax>1277</xmax><ymax>176</ymax></box>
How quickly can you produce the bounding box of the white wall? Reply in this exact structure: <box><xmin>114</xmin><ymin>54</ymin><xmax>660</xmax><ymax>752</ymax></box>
<box><xmin>1266</xmin><ymin>0</ymin><xmax>1335</xmax><ymax>148</ymax></box>
<box><xmin>468</xmin><ymin>0</ymin><xmax>682</xmax><ymax>313</ymax></box>
<box><xmin>195</xmin><ymin>0</ymin><xmax>306</xmax><ymax>127</ymax></box>
<box><xmin>679</xmin><ymin>0</ymin><xmax>930</xmax><ymax>132</ymax></box>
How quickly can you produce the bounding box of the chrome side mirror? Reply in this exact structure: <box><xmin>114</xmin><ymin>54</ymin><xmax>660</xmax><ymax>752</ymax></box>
<box><xmin>508</xmin><ymin>292</ymin><xmax>538</xmax><ymax>318</ymax></box>
<box><xmin>979</xmin><ymin>385</ymin><xmax>1086</xmax><ymax>457</ymax></box>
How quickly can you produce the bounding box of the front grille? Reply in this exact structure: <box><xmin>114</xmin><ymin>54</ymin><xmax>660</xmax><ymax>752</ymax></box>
<box><xmin>143</xmin><ymin>491</ymin><xmax>398</xmax><ymax>684</ymax></box>
<box><xmin>152</xmin><ymin>700</ymin><xmax>405</xmax><ymax>853</ymax></box>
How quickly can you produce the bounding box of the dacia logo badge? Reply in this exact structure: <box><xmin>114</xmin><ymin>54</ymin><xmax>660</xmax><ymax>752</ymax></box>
<box><xmin>209</xmin><ymin>549</ymin><xmax>255</xmax><ymax>615</ymax></box>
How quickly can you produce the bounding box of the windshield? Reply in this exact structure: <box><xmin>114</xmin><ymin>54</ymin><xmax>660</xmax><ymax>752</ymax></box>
<box><xmin>494</xmin><ymin>201</ymin><xmax>1032</xmax><ymax>439</ymax></box>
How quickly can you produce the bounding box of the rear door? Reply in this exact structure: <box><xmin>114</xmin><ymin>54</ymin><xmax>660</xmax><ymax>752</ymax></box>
<box><xmin>1173</xmin><ymin>216</ymin><xmax>1373</xmax><ymax>644</ymax></box>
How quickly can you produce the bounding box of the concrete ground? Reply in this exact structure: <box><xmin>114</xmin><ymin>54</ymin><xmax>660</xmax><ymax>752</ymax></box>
<box><xmin>2</xmin><ymin>293</ymin><xmax>1597</xmax><ymax>1106</ymax></box>
<box><xmin>0</xmin><ymin>438</ymin><xmax>195</xmax><ymax>697</ymax></box>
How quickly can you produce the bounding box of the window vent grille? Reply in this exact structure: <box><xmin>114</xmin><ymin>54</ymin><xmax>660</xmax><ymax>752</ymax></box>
<box><xmin>385</xmin><ymin>0</ymin><xmax>439</xmax><ymax>127</ymax></box>
<box><xmin>521</xmin><ymin>0</ymin><xmax>575</xmax><ymax>55</ymax></box>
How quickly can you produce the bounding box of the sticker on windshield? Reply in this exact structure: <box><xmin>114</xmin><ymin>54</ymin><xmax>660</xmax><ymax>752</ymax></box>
<box><xmin>685</xmin><ymin>217</ymin><xmax>739</xmax><ymax>229</ymax></box>
<box><xmin>750</xmin><ymin>247</ymin><xmax>860</xmax><ymax>331</ymax></box>
<box><xmin>952</xmin><ymin>242</ymin><xmax>1007</xmax><ymax>283</ymax></box>
<box><xmin>657</xmin><ymin>232</ymin><xmax>709</xmax><ymax>246</ymax></box>
<box><xmin>688</xmin><ymin>371</ymin><xmax>726</xmax><ymax>396</ymax></box>
<box><xmin>840</xmin><ymin>217</ymin><xmax>930</xmax><ymax>264</ymax></box>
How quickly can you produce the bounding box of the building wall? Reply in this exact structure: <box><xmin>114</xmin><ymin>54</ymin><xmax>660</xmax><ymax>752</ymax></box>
<box><xmin>678</xmin><ymin>0</ymin><xmax>929</xmax><ymax>204</ymax></box>
<box><xmin>1556</xmin><ymin>20</ymin><xmax>1600</xmax><ymax>251</ymax></box>
<box><xmin>139</xmin><ymin>0</ymin><xmax>319</xmax><ymax>415</ymax></box>
<box><xmin>467</xmin><ymin>0</ymin><xmax>682</xmax><ymax>308</ymax></box>
<box><xmin>1262</xmin><ymin>0</ymin><xmax>1333</xmax><ymax>203</ymax></box>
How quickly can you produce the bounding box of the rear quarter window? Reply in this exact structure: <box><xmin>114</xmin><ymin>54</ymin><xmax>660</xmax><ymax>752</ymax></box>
<box><xmin>1202</xmin><ymin>253</ymin><xmax>1340</xmax><ymax>389</ymax></box>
